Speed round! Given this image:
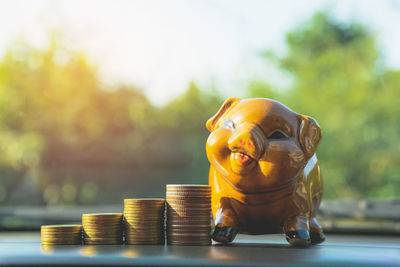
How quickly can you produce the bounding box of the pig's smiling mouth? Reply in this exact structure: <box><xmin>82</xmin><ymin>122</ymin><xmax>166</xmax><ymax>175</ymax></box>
<box><xmin>232</xmin><ymin>152</ymin><xmax>255</xmax><ymax>166</ymax></box>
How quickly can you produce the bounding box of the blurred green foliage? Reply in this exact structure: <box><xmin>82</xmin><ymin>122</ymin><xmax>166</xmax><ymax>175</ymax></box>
<box><xmin>249</xmin><ymin>13</ymin><xmax>400</xmax><ymax>199</ymax></box>
<box><xmin>0</xmin><ymin>13</ymin><xmax>399</xmax><ymax>206</ymax></box>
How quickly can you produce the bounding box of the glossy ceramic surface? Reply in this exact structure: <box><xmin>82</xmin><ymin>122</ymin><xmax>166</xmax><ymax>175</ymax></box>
<box><xmin>206</xmin><ymin>98</ymin><xmax>324</xmax><ymax>246</ymax></box>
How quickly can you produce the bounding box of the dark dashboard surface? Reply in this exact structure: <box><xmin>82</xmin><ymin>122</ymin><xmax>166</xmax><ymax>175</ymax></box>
<box><xmin>0</xmin><ymin>232</ymin><xmax>399</xmax><ymax>266</ymax></box>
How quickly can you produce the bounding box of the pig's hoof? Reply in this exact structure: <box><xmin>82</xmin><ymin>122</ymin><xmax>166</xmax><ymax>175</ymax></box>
<box><xmin>212</xmin><ymin>226</ymin><xmax>238</xmax><ymax>243</ymax></box>
<box><xmin>285</xmin><ymin>230</ymin><xmax>311</xmax><ymax>247</ymax></box>
<box><xmin>310</xmin><ymin>231</ymin><xmax>326</xmax><ymax>245</ymax></box>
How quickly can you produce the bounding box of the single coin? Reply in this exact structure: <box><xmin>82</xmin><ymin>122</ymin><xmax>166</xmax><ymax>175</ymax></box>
<box><xmin>167</xmin><ymin>224</ymin><xmax>211</xmax><ymax>229</ymax></box>
<box><xmin>41</xmin><ymin>225</ymin><xmax>82</xmax><ymax>229</ymax></box>
<box><xmin>82</xmin><ymin>214</ymin><xmax>123</xmax><ymax>221</ymax></box>
<box><xmin>125</xmin><ymin>240</ymin><xmax>164</xmax><ymax>244</ymax></box>
<box><xmin>166</xmin><ymin>184</ymin><xmax>211</xmax><ymax>189</ymax></box>
<box><xmin>125</xmin><ymin>230</ymin><xmax>163</xmax><ymax>236</ymax></box>
<box><xmin>83</xmin><ymin>242</ymin><xmax>122</xmax><ymax>245</ymax></box>
<box><xmin>40</xmin><ymin>236</ymin><xmax>82</xmax><ymax>241</ymax></box>
<box><xmin>166</xmin><ymin>194</ymin><xmax>211</xmax><ymax>198</ymax></box>
<box><xmin>167</xmin><ymin>241</ymin><xmax>211</xmax><ymax>246</ymax></box>
<box><xmin>167</xmin><ymin>228</ymin><xmax>211</xmax><ymax>233</ymax></box>
<box><xmin>167</xmin><ymin>231</ymin><xmax>210</xmax><ymax>237</ymax></box>
<box><xmin>123</xmin><ymin>209</ymin><xmax>164</xmax><ymax>214</ymax></box>
<box><xmin>83</xmin><ymin>233</ymin><xmax>123</xmax><ymax>238</ymax></box>
<box><xmin>82</xmin><ymin>222</ymin><xmax>123</xmax><ymax>227</ymax></box>
<box><xmin>42</xmin><ymin>241</ymin><xmax>82</xmax><ymax>245</ymax></box>
<box><xmin>167</xmin><ymin>239</ymin><xmax>211</xmax><ymax>243</ymax></box>
<box><xmin>83</xmin><ymin>225</ymin><xmax>123</xmax><ymax>232</ymax></box>
<box><xmin>166</xmin><ymin>201</ymin><xmax>211</xmax><ymax>206</ymax></box>
<box><xmin>40</xmin><ymin>237</ymin><xmax>82</xmax><ymax>241</ymax></box>
<box><xmin>124</xmin><ymin>221</ymin><xmax>163</xmax><ymax>226</ymax></box>
<box><xmin>124</xmin><ymin>198</ymin><xmax>165</xmax><ymax>202</ymax></box>
<box><xmin>82</xmin><ymin>220</ymin><xmax>122</xmax><ymax>224</ymax></box>
<box><xmin>41</xmin><ymin>231</ymin><xmax>82</xmax><ymax>235</ymax></box>
<box><xmin>123</xmin><ymin>205</ymin><xmax>164</xmax><ymax>209</ymax></box>
<box><xmin>83</xmin><ymin>240</ymin><xmax>123</xmax><ymax>245</ymax></box>
<box><xmin>125</xmin><ymin>240</ymin><xmax>164</xmax><ymax>245</ymax></box>
<box><xmin>166</xmin><ymin>209</ymin><xmax>211</xmax><ymax>214</ymax></box>
<box><xmin>166</xmin><ymin>215</ymin><xmax>211</xmax><ymax>221</ymax></box>
<box><xmin>125</xmin><ymin>236</ymin><xmax>164</xmax><ymax>241</ymax></box>
<box><xmin>123</xmin><ymin>213</ymin><xmax>164</xmax><ymax>218</ymax></box>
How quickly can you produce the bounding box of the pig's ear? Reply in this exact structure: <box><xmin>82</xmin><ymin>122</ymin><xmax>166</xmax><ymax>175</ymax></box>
<box><xmin>298</xmin><ymin>115</ymin><xmax>322</xmax><ymax>159</ymax></box>
<box><xmin>206</xmin><ymin>97</ymin><xmax>242</xmax><ymax>132</ymax></box>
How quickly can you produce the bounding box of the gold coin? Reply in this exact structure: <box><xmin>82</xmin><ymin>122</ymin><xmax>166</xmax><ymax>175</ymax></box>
<box><xmin>125</xmin><ymin>235</ymin><xmax>164</xmax><ymax>241</ymax></box>
<box><xmin>167</xmin><ymin>218</ymin><xmax>210</xmax><ymax>223</ymax></box>
<box><xmin>124</xmin><ymin>221</ymin><xmax>163</xmax><ymax>226</ymax></box>
<box><xmin>40</xmin><ymin>231</ymin><xmax>81</xmax><ymax>235</ymax></box>
<box><xmin>84</xmin><ymin>240</ymin><xmax>123</xmax><ymax>245</ymax></box>
<box><xmin>83</xmin><ymin>233</ymin><xmax>122</xmax><ymax>238</ymax></box>
<box><xmin>125</xmin><ymin>239</ymin><xmax>165</xmax><ymax>243</ymax></box>
<box><xmin>167</xmin><ymin>225</ymin><xmax>211</xmax><ymax>230</ymax></box>
<box><xmin>41</xmin><ymin>225</ymin><xmax>82</xmax><ymax>230</ymax></box>
<box><xmin>166</xmin><ymin>184</ymin><xmax>211</xmax><ymax>189</ymax></box>
<box><xmin>125</xmin><ymin>240</ymin><xmax>164</xmax><ymax>245</ymax></box>
<box><xmin>41</xmin><ymin>234</ymin><xmax>82</xmax><ymax>239</ymax></box>
<box><xmin>125</xmin><ymin>228</ymin><xmax>164</xmax><ymax>233</ymax></box>
<box><xmin>124</xmin><ymin>208</ymin><xmax>164</xmax><ymax>214</ymax></box>
<box><xmin>166</xmin><ymin>201</ymin><xmax>210</xmax><ymax>206</ymax></box>
<box><xmin>124</xmin><ymin>219</ymin><xmax>163</xmax><ymax>224</ymax></box>
<box><xmin>124</xmin><ymin>198</ymin><xmax>165</xmax><ymax>203</ymax></box>
<box><xmin>167</xmin><ymin>228</ymin><xmax>211</xmax><ymax>233</ymax></box>
<box><xmin>167</xmin><ymin>208</ymin><xmax>211</xmax><ymax>213</ymax></box>
<box><xmin>82</xmin><ymin>219</ymin><xmax>122</xmax><ymax>224</ymax></box>
<box><xmin>167</xmin><ymin>236</ymin><xmax>211</xmax><ymax>242</ymax></box>
<box><xmin>123</xmin><ymin>214</ymin><xmax>164</xmax><ymax>219</ymax></box>
<box><xmin>82</xmin><ymin>226</ymin><xmax>122</xmax><ymax>231</ymax></box>
<box><xmin>167</xmin><ymin>241</ymin><xmax>211</xmax><ymax>246</ymax></box>
<box><xmin>166</xmin><ymin>194</ymin><xmax>211</xmax><ymax>198</ymax></box>
<box><xmin>42</xmin><ymin>241</ymin><xmax>82</xmax><ymax>245</ymax></box>
<box><xmin>41</xmin><ymin>238</ymin><xmax>82</xmax><ymax>243</ymax></box>
<box><xmin>125</xmin><ymin>239</ymin><xmax>164</xmax><ymax>243</ymax></box>
<box><xmin>41</xmin><ymin>239</ymin><xmax>82</xmax><ymax>244</ymax></box>
<box><xmin>82</xmin><ymin>213</ymin><xmax>123</xmax><ymax>221</ymax></box>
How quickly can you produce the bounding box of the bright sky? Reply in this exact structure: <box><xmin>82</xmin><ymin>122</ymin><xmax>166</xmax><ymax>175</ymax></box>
<box><xmin>1</xmin><ymin>0</ymin><xmax>400</xmax><ymax>105</ymax></box>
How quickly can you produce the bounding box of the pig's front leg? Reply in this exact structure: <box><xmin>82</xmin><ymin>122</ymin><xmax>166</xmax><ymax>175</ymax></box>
<box><xmin>283</xmin><ymin>215</ymin><xmax>311</xmax><ymax>247</ymax></box>
<box><xmin>212</xmin><ymin>199</ymin><xmax>239</xmax><ymax>243</ymax></box>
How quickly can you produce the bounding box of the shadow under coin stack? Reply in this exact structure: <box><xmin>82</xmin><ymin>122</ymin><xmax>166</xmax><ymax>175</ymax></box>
<box><xmin>41</xmin><ymin>225</ymin><xmax>82</xmax><ymax>245</ymax></box>
<box><xmin>166</xmin><ymin>184</ymin><xmax>212</xmax><ymax>246</ymax></box>
<box><xmin>82</xmin><ymin>213</ymin><xmax>123</xmax><ymax>245</ymax></box>
<box><xmin>124</xmin><ymin>199</ymin><xmax>165</xmax><ymax>245</ymax></box>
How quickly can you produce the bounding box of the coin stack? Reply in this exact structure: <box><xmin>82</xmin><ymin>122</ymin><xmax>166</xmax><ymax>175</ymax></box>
<box><xmin>82</xmin><ymin>213</ymin><xmax>123</xmax><ymax>245</ymax></box>
<box><xmin>166</xmin><ymin>184</ymin><xmax>212</xmax><ymax>246</ymax></box>
<box><xmin>41</xmin><ymin>225</ymin><xmax>82</xmax><ymax>245</ymax></box>
<box><xmin>124</xmin><ymin>198</ymin><xmax>165</xmax><ymax>245</ymax></box>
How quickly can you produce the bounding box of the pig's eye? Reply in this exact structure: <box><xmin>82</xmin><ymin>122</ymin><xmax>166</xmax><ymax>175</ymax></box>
<box><xmin>267</xmin><ymin>130</ymin><xmax>287</xmax><ymax>140</ymax></box>
<box><xmin>223</xmin><ymin>119</ymin><xmax>235</xmax><ymax>130</ymax></box>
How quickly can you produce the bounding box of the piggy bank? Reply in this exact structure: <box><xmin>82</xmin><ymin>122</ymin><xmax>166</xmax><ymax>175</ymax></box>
<box><xmin>206</xmin><ymin>98</ymin><xmax>325</xmax><ymax>246</ymax></box>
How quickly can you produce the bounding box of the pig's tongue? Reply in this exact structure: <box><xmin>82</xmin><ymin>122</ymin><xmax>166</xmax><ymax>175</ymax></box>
<box><xmin>234</xmin><ymin>153</ymin><xmax>252</xmax><ymax>165</ymax></box>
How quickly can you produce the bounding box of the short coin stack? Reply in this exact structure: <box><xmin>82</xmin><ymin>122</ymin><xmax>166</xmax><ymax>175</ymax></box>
<box><xmin>124</xmin><ymin>198</ymin><xmax>165</xmax><ymax>245</ymax></box>
<box><xmin>82</xmin><ymin>213</ymin><xmax>123</xmax><ymax>245</ymax></box>
<box><xmin>41</xmin><ymin>225</ymin><xmax>82</xmax><ymax>245</ymax></box>
<box><xmin>166</xmin><ymin>184</ymin><xmax>212</xmax><ymax>245</ymax></box>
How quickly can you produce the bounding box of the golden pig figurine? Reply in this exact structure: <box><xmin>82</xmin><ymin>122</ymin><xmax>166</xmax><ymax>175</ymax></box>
<box><xmin>206</xmin><ymin>98</ymin><xmax>325</xmax><ymax>246</ymax></box>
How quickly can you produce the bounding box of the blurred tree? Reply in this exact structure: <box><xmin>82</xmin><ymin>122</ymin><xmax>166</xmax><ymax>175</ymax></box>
<box><xmin>161</xmin><ymin>82</ymin><xmax>222</xmax><ymax>183</ymax></box>
<box><xmin>253</xmin><ymin>13</ymin><xmax>400</xmax><ymax>198</ymax></box>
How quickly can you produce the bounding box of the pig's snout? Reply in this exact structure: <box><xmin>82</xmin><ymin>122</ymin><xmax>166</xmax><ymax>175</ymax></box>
<box><xmin>228</xmin><ymin>123</ymin><xmax>265</xmax><ymax>161</ymax></box>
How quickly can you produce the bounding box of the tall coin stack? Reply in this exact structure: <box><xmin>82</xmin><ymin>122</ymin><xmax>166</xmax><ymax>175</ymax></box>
<box><xmin>82</xmin><ymin>213</ymin><xmax>123</xmax><ymax>245</ymax></box>
<box><xmin>41</xmin><ymin>225</ymin><xmax>82</xmax><ymax>245</ymax></box>
<box><xmin>124</xmin><ymin>198</ymin><xmax>165</xmax><ymax>245</ymax></box>
<box><xmin>166</xmin><ymin>185</ymin><xmax>212</xmax><ymax>246</ymax></box>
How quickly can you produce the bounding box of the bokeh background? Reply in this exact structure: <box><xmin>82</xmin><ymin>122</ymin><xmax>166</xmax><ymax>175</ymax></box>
<box><xmin>0</xmin><ymin>0</ymin><xmax>399</xmax><ymax>214</ymax></box>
